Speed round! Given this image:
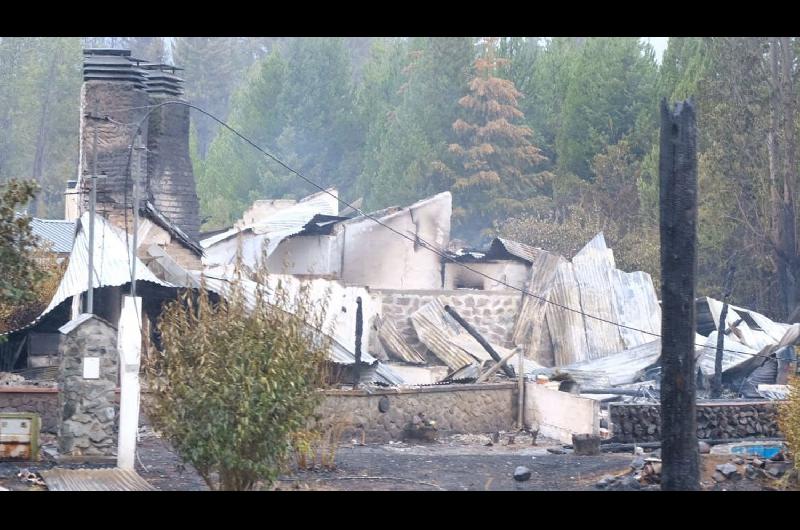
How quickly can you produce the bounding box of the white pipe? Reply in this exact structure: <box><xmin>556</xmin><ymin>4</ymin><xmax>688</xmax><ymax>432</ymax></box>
<box><xmin>117</xmin><ymin>296</ymin><xmax>142</xmax><ymax>470</ymax></box>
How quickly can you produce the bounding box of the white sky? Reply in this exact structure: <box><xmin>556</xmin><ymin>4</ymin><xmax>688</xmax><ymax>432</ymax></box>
<box><xmin>644</xmin><ymin>37</ymin><xmax>669</xmax><ymax>63</ymax></box>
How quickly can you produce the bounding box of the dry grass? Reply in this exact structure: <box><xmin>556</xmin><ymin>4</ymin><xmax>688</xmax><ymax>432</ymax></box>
<box><xmin>292</xmin><ymin>414</ymin><xmax>352</xmax><ymax>471</ymax></box>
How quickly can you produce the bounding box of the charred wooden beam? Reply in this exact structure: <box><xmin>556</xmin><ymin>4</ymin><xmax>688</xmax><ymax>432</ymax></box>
<box><xmin>353</xmin><ymin>297</ymin><xmax>363</xmax><ymax>389</ymax></box>
<box><xmin>659</xmin><ymin>99</ymin><xmax>700</xmax><ymax>490</ymax></box>
<box><xmin>444</xmin><ymin>304</ymin><xmax>516</xmax><ymax>379</ymax></box>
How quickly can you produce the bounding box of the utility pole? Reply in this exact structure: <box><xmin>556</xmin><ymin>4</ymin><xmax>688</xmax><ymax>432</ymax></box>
<box><xmin>86</xmin><ymin>98</ymin><xmax>99</xmax><ymax>315</ymax></box>
<box><xmin>659</xmin><ymin>99</ymin><xmax>700</xmax><ymax>490</ymax></box>
<box><xmin>131</xmin><ymin>133</ymin><xmax>144</xmax><ymax>299</ymax></box>
<box><xmin>712</xmin><ymin>264</ymin><xmax>736</xmax><ymax>398</ymax></box>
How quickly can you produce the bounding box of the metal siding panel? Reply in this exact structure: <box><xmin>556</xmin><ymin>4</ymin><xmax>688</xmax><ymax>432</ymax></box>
<box><xmin>511</xmin><ymin>250</ymin><xmax>564</xmax><ymax>345</ymax></box>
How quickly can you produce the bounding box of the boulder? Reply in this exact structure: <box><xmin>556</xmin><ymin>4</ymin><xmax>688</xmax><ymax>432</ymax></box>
<box><xmin>513</xmin><ymin>466</ymin><xmax>531</xmax><ymax>482</ymax></box>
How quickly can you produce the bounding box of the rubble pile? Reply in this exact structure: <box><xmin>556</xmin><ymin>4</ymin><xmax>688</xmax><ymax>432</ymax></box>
<box><xmin>595</xmin><ymin>447</ymin><xmax>798</xmax><ymax>490</ymax></box>
<box><xmin>0</xmin><ymin>373</ymin><xmax>25</xmax><ymax>386</ymax></box>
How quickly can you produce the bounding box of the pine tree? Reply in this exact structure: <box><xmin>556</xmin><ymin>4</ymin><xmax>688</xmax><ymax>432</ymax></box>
<box><xmin>442</xmin><ymin>37</ymin><xmax>549</xmax><ymax>242</ymax></box>
<box><xmin>556</xmin><ymin>37</ymin><xmax>658</xmax><ymax>181</ymax></box>
<box><xmin>357</xmin><ymin>37</ymin><xmax>474</xmax><ymax>210</ymax></box>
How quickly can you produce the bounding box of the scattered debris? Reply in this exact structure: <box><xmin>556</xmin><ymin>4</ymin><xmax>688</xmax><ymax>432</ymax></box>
<box><xmin>16</xmin><ymin>469</ymin><xmax>45</xmax><ymax>487</ymax></box>
<box><xmin>698</xmin><ymin>441</ymin><xmax>711</xmax><ymax>454</ymax></box>
<box><xmin>403</xmin><ymin>414</ymin><xmax>438</xmax><ymax>443</ymax></box>
<box><xmin>572</xmin><ymin>433</ymin><xmax>601</xmax><ymax>456</ymax></box>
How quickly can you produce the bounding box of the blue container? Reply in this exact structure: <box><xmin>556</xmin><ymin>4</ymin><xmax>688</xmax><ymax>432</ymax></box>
<box><xmin>730</xmin><ymin>444</ymin><xmax>782</xmax><ymax>459</ymax></box>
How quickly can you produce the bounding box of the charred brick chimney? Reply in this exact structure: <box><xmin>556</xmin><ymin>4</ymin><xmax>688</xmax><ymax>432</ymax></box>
<box><xmin>78</xmin><ymin>49</ymin><xmax>150</xmax><ymax>226</ymax></box>
<box><xmin>77</xmin><ymin>49</ymin><xmax>201</xmax><ymax>239</ymax></box>
<box><xmin>142</xmin><ymin>63</ymin><xmax>201</xmax><ymax>238</ymax></box>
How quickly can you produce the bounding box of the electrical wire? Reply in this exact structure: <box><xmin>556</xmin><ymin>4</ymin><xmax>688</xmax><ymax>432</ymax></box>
<box><xmin>108</xmin><ymin>99</ymin><xmax>788</xmax><ymax>363</ymax></box>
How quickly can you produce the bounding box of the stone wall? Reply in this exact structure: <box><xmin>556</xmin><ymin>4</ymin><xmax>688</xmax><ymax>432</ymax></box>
<box><xmin>58</xmin><ymin>315</ymin><xmax>119</xmax><ymax>457</ymax></box>
<box><xmin>0</xmin><ymin>388</ymin><xmax>59</xmax><ymax>433</ymax></box>
<box><xmin>377</xmin><ymin>290</ymin><xmax>522</xmax><ymax>351</ymax></box>
<box><xmin>317</xmin><ymin>383</ymin><xmax>517</xmax><ymax>443</ymax></box>
<box><xmin>609</xmin><ymin>401</ymin><xmax>784</xmax><ymax>443</ymax></box>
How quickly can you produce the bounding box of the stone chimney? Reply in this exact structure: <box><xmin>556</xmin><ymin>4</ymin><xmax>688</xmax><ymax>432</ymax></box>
<box><xmin>77</xmin><ymin>49</ymin><xmax>201</xmax><ymax>239</ymax></box>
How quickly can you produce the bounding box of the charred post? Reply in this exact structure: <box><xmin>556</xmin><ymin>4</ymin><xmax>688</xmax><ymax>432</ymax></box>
<box><xmin>659</xmin><ymin>98</ymin><xmax>700</xmax><ymax>491</ymax></box>
<box><xmin>712</xmin><ymin>264</ymin><xmax>736</xmax><ymax>398</ymax></box>
<box><xmin>353</xmin><ymin>296</ymin><xmax>363</xmax><ymax>389</ymax></box>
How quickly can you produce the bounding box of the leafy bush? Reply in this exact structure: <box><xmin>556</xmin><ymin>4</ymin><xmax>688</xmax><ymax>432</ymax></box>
<box><xmin>145</xmin><ymin>267</ymin><xmax>332</xmax><ymax>490</ymax></box>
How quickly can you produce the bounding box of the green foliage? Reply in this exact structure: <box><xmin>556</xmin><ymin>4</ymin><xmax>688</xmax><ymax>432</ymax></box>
<box><xmin>0</xmin><ymin>37</ymin><xmax>81</xmax><ymax>218</ymax></box>
<box><xmin>356</xmin><ymin>37</ymin><xmax>475</xmax><ymax>211</ymax></box>
<box><xmin>556</xmin><ymin>38</ymin><xmax>658</xmax><ymax>181</ymax></box>
<box><xmin>0</xmin><ymin>179</ymin><xmax>45</xmax><ymax>310</ymax></box>
<box><xmin>495</xmin><ymin>140</ymin><xmax>660</xmax><ymax>283</ymax></box>
<box><xmin>200</xmin><ymin>38</ymin><xmax>364</xmax><ymax>227</ymax></box>
<box><xmin>145</xmin><ymin>264</ymin><xmax>332</xmax><ymax>490</ymax></box>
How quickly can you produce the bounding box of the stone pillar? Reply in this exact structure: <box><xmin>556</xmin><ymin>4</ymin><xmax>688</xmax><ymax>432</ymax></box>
<box><xmin>57</xmin><ymin>314</ymin><xmax>119</xmax><ymax>458</ymax></box>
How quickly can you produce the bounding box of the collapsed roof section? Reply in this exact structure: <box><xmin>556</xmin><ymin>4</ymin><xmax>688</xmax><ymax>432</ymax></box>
<box><xmin>1</xmin><ymin>212</ymin><xmax>172</xmax><ymax>338</ymax></box>
<box><xmin>194</xmin><ymin>271</ymin><xmax>404</xmax><ymax>386</ymax></box>
<box><xmin>201</xmin><ymin>189</ymin><xmax>340</xmax><ymax>268</ymax></box>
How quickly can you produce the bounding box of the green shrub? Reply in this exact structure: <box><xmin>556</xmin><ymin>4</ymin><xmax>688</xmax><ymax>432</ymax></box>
<box><xmin>145</xmin><ymin>267</ymin><xmax>331</xmax><ymax>490</ymax></box>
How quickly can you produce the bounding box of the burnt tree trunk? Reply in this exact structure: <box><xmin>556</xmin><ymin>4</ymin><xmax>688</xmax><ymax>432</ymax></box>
<box><xmin>659</xmin><ymin>99</ymin><xmax>700</xmax><ymax>491</ymax></box>
<box><xmin>712</xmin><ymin>265</ymin><xmax>736</xmax><ymax>398</ymax></box>
<box><xmin>768</xmin><ymin>37</ymin><xmax>798</xmax><ymax>320</ymax></box>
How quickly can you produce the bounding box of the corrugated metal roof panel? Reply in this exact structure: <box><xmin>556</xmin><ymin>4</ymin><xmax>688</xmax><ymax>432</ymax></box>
<box><xmin>377</xmin><ymin>317</ymin><xmax>426</xmax><ymax>365</ymax></box>
<box><xmin>608</xmin><ymin>270</ymin><xmax>661</xmax><ymax>349</ymax></box>
<box><xmin>40</xmin><ymin>213</ymin><xmax>171</xmax><ymax>318</ymax></box>
<box><xmin>30</xmin><ymin>218</ymin><xmax>76</xmax><ymax>254</ymax></box>
<box><xmin>201</xmin><ymin>190</ymin><xmax>339</xmax><ymax>250</ymax></box>
<box><xmin>491</xmin><ymin>237</ymin><xmax>544</xmax><ymax>264</ymax></box>
<box><xmin>41</xmin><ymin>468</ymin><xmax>156</xmax><ymax>491</ymax></box>
<box><xmin>409</xmin><ymin>299</ymin><xmax>489</xmax><ymax>371</ymax></box>
<box><xmin>2</xmin><ymin>213</ymin><xmax>171</xmax><ymax>338</ymax></box>
<box><xmin>194</xmin><ymin>273</ymin><xmax>404</xmax><ymax>386</ymax></box>
<box><xmin>546</xmin><ymin>261</ymin><xmax>591</xmax><ymax>365</ymax></box>
<box><xmin>572</xmin><ymin>242</ymin><xmax>624</xmax><ymax>359</ymax></box>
